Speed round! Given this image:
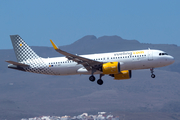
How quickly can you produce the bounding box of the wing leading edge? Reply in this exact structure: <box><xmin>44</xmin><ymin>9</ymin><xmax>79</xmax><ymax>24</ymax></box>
<box><xmin>50</xmin><ymin>40</ymin><xmax>103</xmax><ymax>71</ymax></box>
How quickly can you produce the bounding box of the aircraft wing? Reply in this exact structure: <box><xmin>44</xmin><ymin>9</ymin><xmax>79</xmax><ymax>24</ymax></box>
<box><xmin>6</xmin><ymin>61</ymin><xmax>29</xmax><ymax>66</ymax></box>
<box><xmin>50</xmin><ymin>40</ymin><xmax>103</xmax><ymax>71</ymax></box>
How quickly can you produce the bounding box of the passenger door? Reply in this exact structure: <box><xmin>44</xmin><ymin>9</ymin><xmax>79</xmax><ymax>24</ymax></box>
<box><xmin>148</xmin><ymin>50</ymin><xmax>153</xmax><ymax>61</ymax></box>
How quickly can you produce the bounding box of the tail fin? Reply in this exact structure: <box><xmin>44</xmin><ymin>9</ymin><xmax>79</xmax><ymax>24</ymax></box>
<box><xmin>10</xmin><ymin>35</ymin><xmax>40</xmax><ymax>62</ymax></box>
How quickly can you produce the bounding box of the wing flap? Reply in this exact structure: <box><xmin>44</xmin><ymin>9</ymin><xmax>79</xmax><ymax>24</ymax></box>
<box><xmin>6</xmin><ymin>61</ymin><xmax>29</xmax><ymax>67</ymax></box>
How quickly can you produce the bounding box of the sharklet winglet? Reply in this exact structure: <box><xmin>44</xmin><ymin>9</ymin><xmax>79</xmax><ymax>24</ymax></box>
<box><xmin>50</xmin><ymin>40</ymin><xmax>58</xmax><ymax>50</ymax></box>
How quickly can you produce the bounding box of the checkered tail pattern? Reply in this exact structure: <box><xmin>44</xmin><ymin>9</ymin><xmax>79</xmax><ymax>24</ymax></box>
<box><xmin>10</xmin><ymin>35</ymin><xmax>55</xmax><ymax>75</ymax></box>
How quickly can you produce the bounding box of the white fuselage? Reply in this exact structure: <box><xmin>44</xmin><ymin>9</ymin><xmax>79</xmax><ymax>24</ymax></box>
<box><xmin>8</xmin><ymin>34</ymin><xmax>176</xmax><ymax>85</ymax></box>
<box><xmin>36</xmin><ymin>49</ymin><xmax>174</xmax><ymax>75</ymax></box>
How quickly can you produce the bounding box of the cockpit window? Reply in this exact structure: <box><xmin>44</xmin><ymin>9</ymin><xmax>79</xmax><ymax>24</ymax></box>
<box><xmin>159</xmin><ymin>53</ymin><xmax>168</xmax><ymax>56</ymax></box>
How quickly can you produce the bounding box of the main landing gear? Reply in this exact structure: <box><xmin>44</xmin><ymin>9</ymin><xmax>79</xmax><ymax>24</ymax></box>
<box><xmin>89</xmin><ymin>74</ymin><xmax>104</xmax><ymax>85</ymax></box>
<box><xmin>97</xmin><ymin>74</ymin><xmax>104</xmax><ymax>85</ymax></box>
<box><xmin>150</xmin><ymin>68</ymin><xmax>155</xmax><ymax>78</ymax></box>
<box><xmin>89</xmin><ymin>75</ymin><xmax>95</xmax><ymax>82</ymax></box>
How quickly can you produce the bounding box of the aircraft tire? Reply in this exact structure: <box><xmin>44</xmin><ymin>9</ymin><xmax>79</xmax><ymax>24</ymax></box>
<box><xmin>97</xmin><ymin>79</ymin><xmax>103</xmax><ymax>85</ymax></box>
<box><xmin>151</xmin><ymin>74</ymin><xmax>155</xmax><ymax>78</ymax></box>
<box><xmin>89</xmin><ymin>75</ymin><xmax>95</xmax><ymax>82</ymax></box>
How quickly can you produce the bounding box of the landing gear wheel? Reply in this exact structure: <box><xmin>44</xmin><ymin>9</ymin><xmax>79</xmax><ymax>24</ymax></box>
<box><xmin>97</xmin><ymin>79</ymin><xmax>103</xmax><ymax>85</ymax></box>
<box><xmin>150</xmin><ymin>68</ymin><xmax>155</xmax><ymax>78</ymax></box>
<box><xmin>89</xmin><ymin>75</ymin><xmax>95</xmax><ymax>82</ymax></box>
<box><xmin>151</xmin><ymin>74</ymin><xmax>155</xmax><ymax>78</ymax></box>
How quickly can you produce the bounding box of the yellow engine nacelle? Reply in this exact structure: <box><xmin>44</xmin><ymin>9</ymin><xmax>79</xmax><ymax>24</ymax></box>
<box><xmin>113</xmin><ymin>70</ymin><xmax>132</xmax><ymax>80</ymax></box>
<box><xmin>102</xmin><ymin>62</ymin><xmax>120</xmax><ymax>74</ymax></box>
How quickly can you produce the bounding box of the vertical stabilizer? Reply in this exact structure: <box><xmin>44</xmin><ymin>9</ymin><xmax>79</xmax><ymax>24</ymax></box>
<box><xmin>10</xmin><ymin>35</ymin><xmax>40</xmax><ymax>62</ymax></box>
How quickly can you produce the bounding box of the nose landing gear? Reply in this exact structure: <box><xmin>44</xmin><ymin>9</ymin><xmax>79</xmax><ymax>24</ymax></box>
<box><xmin>151</xmin><ymin>74</ymin><xmax>155</xmax><ymax>78</ymax></box>
<box><xmin>150</xmin><ymin>68</ymin><xmax>155</xmax><ymax>78</ymax></box>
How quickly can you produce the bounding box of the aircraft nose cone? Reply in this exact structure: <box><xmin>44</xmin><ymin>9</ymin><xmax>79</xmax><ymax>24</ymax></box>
<box><xmin>168</xmin><ymin>56</ymin><xmax>175</xmax><ymax>64</ymax></box>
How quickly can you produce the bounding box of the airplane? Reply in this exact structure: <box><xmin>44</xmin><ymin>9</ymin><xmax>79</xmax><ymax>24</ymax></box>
<box><xmin>6</xmin><ymin>35</ymin><xmax>175</xmax><ymax>85</ymax></box>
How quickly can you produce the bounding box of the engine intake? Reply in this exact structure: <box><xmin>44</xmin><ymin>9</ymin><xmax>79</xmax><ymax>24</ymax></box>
<box><xmin>102</xmin><ymin>62</ymin><xmax>120</xmax><ymax>74</ymax></box>
<box><xmin>112</xmin><ymin>70</ymin><xmax>132</xmax><ymax>80</ymax></box>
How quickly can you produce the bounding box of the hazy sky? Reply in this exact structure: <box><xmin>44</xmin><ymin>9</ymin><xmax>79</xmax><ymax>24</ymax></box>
<box><xmin>1</xmin><ymin>0</ymin><xmax>180</xmax><ymax>49</ymax></box>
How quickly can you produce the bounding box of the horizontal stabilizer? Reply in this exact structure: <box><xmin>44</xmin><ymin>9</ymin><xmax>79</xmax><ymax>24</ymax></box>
<box><xmin>6</xmin><ymin>61</ymin><xmax>29</xmax><ymax>67</ymax></box>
